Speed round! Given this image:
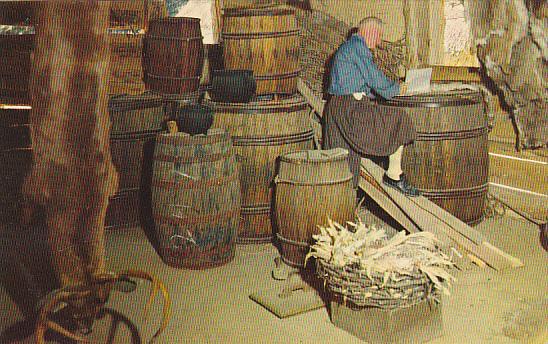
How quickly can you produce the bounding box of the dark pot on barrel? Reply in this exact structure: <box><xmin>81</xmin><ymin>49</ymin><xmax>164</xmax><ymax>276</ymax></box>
<box><xmin>210</xmin><ymin>69</ymin><xmax>256</xmax><ymax>103</ymax></box>
<box><xmin>175</xmin><ymin>104</ymin><xmax>214</xmax><ymax>136</ymax></box>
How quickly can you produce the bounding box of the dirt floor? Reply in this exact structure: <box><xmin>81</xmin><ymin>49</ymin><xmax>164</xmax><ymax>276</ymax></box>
<box><xmin>1</xmin><ymin>210</ymin><xmax>546</xmax><ymax>343</ymax></box>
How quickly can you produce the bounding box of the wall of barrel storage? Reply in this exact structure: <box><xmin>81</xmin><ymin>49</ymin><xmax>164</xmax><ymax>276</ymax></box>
<box><xmin>0</xmin><ymin>3</ymin><xmax>346</xmax><ymax>270</ymax></box>
<box><xmin>0</xmin><ymin>2</ymin><xmax>490</xmax><ymax>269</ymax></box>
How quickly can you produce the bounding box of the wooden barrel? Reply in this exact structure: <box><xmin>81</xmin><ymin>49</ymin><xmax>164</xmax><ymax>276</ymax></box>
<box><xmin>151</xmin><ymin>129</ymin><xmax>240</xmax><ymax>269</ymax></box>
<box><xmin>0</xmin><ymin>33</ymin><xmax>34</xmax><ymax>104</ymax></box>
<box><xmin>203</xmin><ymin>95</ymin><xmax>314</xmax><ymax>244</ymax></box>
<box><xmin>275</xmin><ymin>149</ymin><xmax>355</xmax><ymax>267</ymax></box>
<box><xmin>221</xmin><ymin>6</ymin><xmax>301</xmax><ymax>96</ymax></box>
<box><xmin>106</xmin><ymin>93</ymin><xmax>166</xmax><ymax>229</ymax></box>
<box><xmin>380</xmin><ymin>89</ymin><xmax>489</xmax><ymax>225</ymax></box>
<box><xmin>0</xmin><ymin>106</ymin><xmax>33</xmax><ymax>224</ymax></box>
<box><xmin>143</xmin><ymin>17</ymin><xmax>204</xmax><ymax>95</ymax></box>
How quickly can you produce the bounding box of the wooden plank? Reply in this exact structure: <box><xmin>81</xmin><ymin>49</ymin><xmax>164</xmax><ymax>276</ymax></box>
<box><xmin>297</xmin><ymin>78</ymin><xmax>325</xmax><ymax>116</ymax></box>
<box><xmin>361</xmin><ymin>160</ymin><xmax>458</xmax><ymax>246</ymax></box>
<box><xmin>361</xmin><ymin>158</ymin><xmax>514</xmax><ymax>271</ymax></box>
<box><xmin>489</xmin><ymin>183</ymin><xmax>548</xmax><ymax>222</ymax></box>
<box><xmin>358</xmin><ymin>171</ymin><xmax>421</xmax><ymax>234</ymax></box>
<box><xmin>430</xmin><ymin>66</ymin><xmax>482</xmax><ymax>82</ymax></box>
<box><xmin>467</xmin><ymin>253</ymin><xmax>487</xmax><ymax>268</ymax></box>
<box><xmin>482</xmin><ymin>242</ymin><xmax>524</xmax><ymax>268</ymax></box>
<box><xmin>402</xmin><ymin>187</ymin><xmax>485</xmax><ymax>245</ymax></box>
<box><xmin>427</xmin><ymin>0</ymin><xmax>445</xmax><ymax>65</ymax></box>
<box><xmin>489</xmin><ymin>145</ymin><xmax>548</xmax><ymax>195</ymax></box>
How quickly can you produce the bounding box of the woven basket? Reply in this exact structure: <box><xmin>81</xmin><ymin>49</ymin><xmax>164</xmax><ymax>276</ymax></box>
<box><xmin>317</xmin><ymin>259</ymin><xmax>440</xmax><ymax>310</ymax></box>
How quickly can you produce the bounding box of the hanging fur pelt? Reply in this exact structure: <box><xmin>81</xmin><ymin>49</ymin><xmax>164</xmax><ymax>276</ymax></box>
<box><xmin>467</xmin><ymin>0</ymin><xmax>547</xmax><ymax>149</ymax></box>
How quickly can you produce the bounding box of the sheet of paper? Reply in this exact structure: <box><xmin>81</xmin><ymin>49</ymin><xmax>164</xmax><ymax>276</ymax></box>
<box><xmin>405</xmin><ymin>68</ymin><xmax>433</xmax><ymax>95</ymax></box>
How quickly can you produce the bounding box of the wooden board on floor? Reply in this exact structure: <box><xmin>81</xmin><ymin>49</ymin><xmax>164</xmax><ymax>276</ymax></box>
<box><xmin>358</xmin><ymin>171</ymin><xmax>420</xmax><ymax>234</ymax></box>
<box><xmin>360</xmin><ymin>158</ymin><xmax>523</xmax><ymax>271</ymax></box>
<box><xmin>249</xmin><ymin>287</ymin><xmax>325</xmax><ymax>319</ymax></box>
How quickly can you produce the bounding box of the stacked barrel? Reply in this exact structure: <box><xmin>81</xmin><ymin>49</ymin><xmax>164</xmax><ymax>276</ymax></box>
<box><xmin>143</xmin><ymin>17</ymin><xmax>205</xmax><ymax>110</ymax></box>
<box><xmin>106</xmin><ymin>2</ymin><xmax>169</xmax><ymax>230</ymax></box>
<box><xmin>106</xmin><ymin>93</ymin><xmax>166</xmax><ymax>229</ymax></box>
<box><xmin>202</xmin><ymin>5</ymin><xmax>315</xmax><ymax>245</ymax></box>
<box><xmin>221</xmin><ymin>6</ymin><xmax>301</xmax><ymax>96</ymax></box>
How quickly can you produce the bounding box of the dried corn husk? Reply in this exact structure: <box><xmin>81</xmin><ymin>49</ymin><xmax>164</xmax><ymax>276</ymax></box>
<box><xmin>307</xmin><ymin>218</ymin><xmax>455</xmax><ymax>308</ymax></box>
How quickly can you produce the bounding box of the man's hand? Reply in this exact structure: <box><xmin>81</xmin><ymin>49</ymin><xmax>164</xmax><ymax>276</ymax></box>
<box><xmin>398</xmin><ymin>82</ymin><xmax>408</xmax><ymax>96</ymax></box>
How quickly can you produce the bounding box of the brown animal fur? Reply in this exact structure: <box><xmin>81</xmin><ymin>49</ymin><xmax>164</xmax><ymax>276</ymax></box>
<box><xmin>468</xmin><ymin>0</ymin><xmax>547</xmax><ymax>149</ymax></box>
<box><xmin>22</xmin><ymin>1</ymin><xmax>118</xmax><ymax>292</ymax></box>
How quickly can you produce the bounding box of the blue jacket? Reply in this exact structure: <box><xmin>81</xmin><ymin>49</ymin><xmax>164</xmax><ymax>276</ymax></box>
<box><xmin>328</xmin><ymin>34</ymin><xmax>400</xmax><ymax>100</ymax></box>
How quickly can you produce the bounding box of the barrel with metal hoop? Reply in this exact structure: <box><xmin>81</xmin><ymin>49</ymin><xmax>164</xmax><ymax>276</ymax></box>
<box><xmin>274</xmin><ymin>148</ymin><xmax>356</xmax><ymax>267</ymax></box>
<box><xmin>203</xmin><ymin>94</ymin><xmax>314</xmax><ymax>244</ymax></box>
<box><xmin>380</xmin><ymin>88</ymin><xmax>489</xmax><ymax>225</ymax></box>
<box><xmin>151</xmin><ymin>129</ymin><xmax>240</xmax><ymax>269</ymax></box>
<box><xmin>106</xmin><ymin>92</ymin><xmax>166</xmax><ymax>229</ymax></box>
<box><xmin>143</xmin><ymin>17</ymin><xmax>204</xmax><ymax>95</ymax></box>
<box><xmin>221</xmin><ymin>5</ymin><xmax>300</xmax><ymax>96</ymax></box>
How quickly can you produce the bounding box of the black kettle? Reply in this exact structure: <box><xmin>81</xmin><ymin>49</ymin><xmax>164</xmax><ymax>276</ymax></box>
<box><xmin>210</xmin><ymin>69</ymin><xmax>256</xmax><ymax>103</ymax></box>
<box><xmin>174</xmin><ymin>104</ymin><xmax>214</xmax><ymax>136</ymax></box>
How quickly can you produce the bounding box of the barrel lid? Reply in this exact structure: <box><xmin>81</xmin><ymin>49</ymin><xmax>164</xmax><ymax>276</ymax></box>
<box><xmin>108</xmin><ymin>93</ymin><xmax>163</xmax><ymax>112</ymax></box>
<box><xmin>280</xmin><ymin>148</ymin><xmax>349</xmax><ymax>164</ymax></box>
<box><xmin>380</xmin><ymin>88</ymin><xmax>483</xmax><ymax>108</ymax></box>
<box><xmin>223</xmin><ymin>5</ymin><xmax>295</xmax><ymax>17</ymax></box>
<box><xmin>202</xmin><ymin>94</ymin><xmax>307</xmax><ymax>114</ymax></box>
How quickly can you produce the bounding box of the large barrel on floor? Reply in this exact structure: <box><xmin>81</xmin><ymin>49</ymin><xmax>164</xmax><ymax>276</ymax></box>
<box><xmin>143</xmin><ymin>17</ymin><xmax>204</xmax><ymax>95</ymax></box>
<box><xmin>203</xmin><ymin>95</ymin><xmax>315</xmax><ymax>243</ymax></box>
<box><xmin>380</xmin><ymin>89</ymin><xmax>488</xmax><ymax>225</ymax></box>
<box><xmin>106</xmin><ymin>93</ymin><xmax>166</xmax><ymax>229</ymax></box>
<box><xmin>275</xmin><ymin>149</ymin><xmax>356</xmax><ymax>267</ymax></box>
<box><xmin>0</xmin><ymin>33</ymin><xmax>34</xmax><ymax>104</ymax></box>
<box><xmin>221</xmin><ymin>6</ymin><xmax>300</xmax><ymax>96</ymax></box>
<box><xmin>0</xmin><ymin>106</ymin><xmax>33</xmax><ymax>224</ymax></box>
<box><xmin>152</xmin><ymin>129</ymin><xmax>240</xmax><ymax>269</ymax></box>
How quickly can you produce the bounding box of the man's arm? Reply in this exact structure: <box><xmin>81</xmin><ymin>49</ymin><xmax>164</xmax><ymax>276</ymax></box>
<box><xmin>353</xmin><ymin>42</ymin><xmax>400</xmax><ymax>100</ymax></box>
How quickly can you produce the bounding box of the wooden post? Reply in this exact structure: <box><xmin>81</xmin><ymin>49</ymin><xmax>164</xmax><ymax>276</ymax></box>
<box><xmin>403</xmin><ymin>0</ymin><xmax>431</xmax><ymax>68</ymax></box>
<box><xmin>23</xmin><ymin>1</ymin><xmax>118</xmax><ymax>289</ymax></box>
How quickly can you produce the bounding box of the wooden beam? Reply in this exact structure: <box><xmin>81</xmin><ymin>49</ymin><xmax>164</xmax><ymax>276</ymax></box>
<box><xmin>360</xmin><ymin>158</ymin><xmax>522</xmax><ymax>271</ymax></box>
<box><xmin>297</xmin><ymin>78</ymin><xmax>325</xmax><ymax>116</ymax></box>
<box><xmin>358</xmin><ymin>170</ymin><xmax>420</xmax><ymax>234</ymax></box>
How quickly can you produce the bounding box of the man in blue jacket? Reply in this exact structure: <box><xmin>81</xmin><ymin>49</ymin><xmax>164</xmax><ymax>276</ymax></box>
<box><xmin>324</xmin><ymin>17</ymin><xmax>420</xmax><ymax>197</ymax></box>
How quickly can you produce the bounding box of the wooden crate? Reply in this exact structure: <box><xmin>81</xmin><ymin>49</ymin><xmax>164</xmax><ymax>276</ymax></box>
<box><xmin>108</xmin><ymin>32</ymin><xmax>146</xmax><ymax>95</ymax></box>
<box><xmin>330</xmin><ymin>299</ymin><xmax>443</xmax><ymax>344</ymax></box>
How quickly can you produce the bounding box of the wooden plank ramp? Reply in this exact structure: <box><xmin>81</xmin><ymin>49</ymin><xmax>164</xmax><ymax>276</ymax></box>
<box><xmin>359</xmin><ymin>158</ymin><xmax>523</xmax><ymax>271</ymax></box>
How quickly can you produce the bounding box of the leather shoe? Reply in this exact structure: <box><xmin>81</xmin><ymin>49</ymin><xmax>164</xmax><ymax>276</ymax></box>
<box><xmin>382</xmin><ymin>173</ymin><xmax>421</xmax><ymax>197</ymax></box>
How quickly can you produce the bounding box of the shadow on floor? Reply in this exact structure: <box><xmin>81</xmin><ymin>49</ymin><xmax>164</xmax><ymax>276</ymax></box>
<box><xmin>96</xmin><ymin>308</ymin><xmax>141</xmax><ymax>344</ymax></box>
<box><xmin>0</xmin><ymin>211</ymin><xmax>58</xmax><ymax>343</ymax></box>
